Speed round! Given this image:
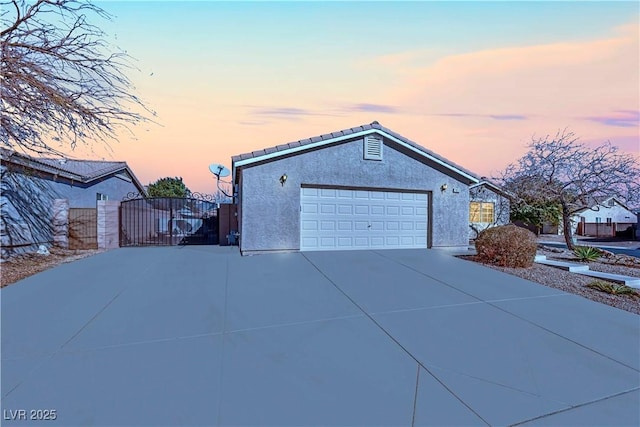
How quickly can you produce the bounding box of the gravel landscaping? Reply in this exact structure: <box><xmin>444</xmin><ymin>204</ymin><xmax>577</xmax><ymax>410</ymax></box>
<box><xmin>0</xmin><ymin>247</ymin><xmax>105</xmax><ymax>288</ymax></box>
<box><xmin>459</xmin><ymin>244</ymin><xmax>640</xmax><ymax>315</ymax></box>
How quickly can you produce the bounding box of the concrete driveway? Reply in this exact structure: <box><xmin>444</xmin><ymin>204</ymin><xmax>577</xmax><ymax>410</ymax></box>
<box><xmin>2</xmin><ymin>246</ymin><xmax>639</xmax><ymax>426</ymax></box>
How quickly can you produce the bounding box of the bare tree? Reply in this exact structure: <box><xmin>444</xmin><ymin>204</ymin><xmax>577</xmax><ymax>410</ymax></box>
<box><xmin>498</xmin><ymin>129</ymin><xmax>640</xmax><ymax>250</ymax></box>
<box><xmin>1</xmin><ymin>0</ymin><xmax>152</xmax><ymax>156</ymax></box>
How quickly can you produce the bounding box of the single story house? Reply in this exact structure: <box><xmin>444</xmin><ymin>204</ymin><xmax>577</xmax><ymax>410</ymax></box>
<box><xmin>1</xmin><ymin>148</ymin><xmax>146</xmax><ymax>257</ymax></box>
<box><xmin>468</xmin><ymin>179</ymin><xmax>511</xmax><ymax>239</ymax></box>
<box><xmin>231</xmin><ymin>121</ymin><xmax>484</xmax><ymax>254</ymax></box>
<box><xmin>573</xmin><ymin>197</ymin><xmax>638</xmax><ymax>237</ymax></box>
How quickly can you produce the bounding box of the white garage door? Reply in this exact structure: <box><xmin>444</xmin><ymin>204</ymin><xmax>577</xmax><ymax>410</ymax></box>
<box><xmin>300</xmin><ymin>187</ymin><xmax>428</xmax><ymax>251</ymax></box>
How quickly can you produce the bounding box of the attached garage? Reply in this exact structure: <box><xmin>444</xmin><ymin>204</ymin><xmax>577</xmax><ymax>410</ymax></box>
<box><xmin>300</xmin><ymin>187</ymin><xmax>429</xmax><ymax>251</ymax></box>
<box><xmin>231</xmin><ymin>121</ymin><xmax>480</xmax><ymax>255</ymax></box>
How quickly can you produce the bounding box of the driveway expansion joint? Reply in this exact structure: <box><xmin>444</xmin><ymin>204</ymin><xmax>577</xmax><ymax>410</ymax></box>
<box><xmin>374</xmin><ymin>250</ymin><xmax>640</xmax><ymax>373</ymax></box>
<box><xmin>301</xmin><ymin>252</ymin><xmax>492</xmax><ymax>426</ymax></box>
<box><xmin>510</xmin><ymin>386</ymin><xmax>640</xmax><ymax>426</ymax></box>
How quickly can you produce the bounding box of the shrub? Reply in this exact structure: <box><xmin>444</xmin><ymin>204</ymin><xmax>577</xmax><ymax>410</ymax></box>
<box><xmin>475</xmin><ymin>224</ymin><xmax>538</xmax><ymax>268</ymax></box>
<box><xmin>586</xmin><ymin>281</ymin><xmax>639</xmax><ymax>297</ymax></box>
<box><xmin>572</xmin><ymin>246</ymin><xmax>601</xmax><ymax>262</ymax></box>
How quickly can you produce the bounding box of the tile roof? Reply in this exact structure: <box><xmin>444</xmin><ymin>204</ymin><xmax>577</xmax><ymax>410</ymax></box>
<box><xmin>231</xmin><ymin>121</ymin><xmax>480</xmax><ymax>181</ymax></box>
<box><xmin>1</xmin><ymin>148</ymin><xmax>145</xmax><ymax>192</ymax></box>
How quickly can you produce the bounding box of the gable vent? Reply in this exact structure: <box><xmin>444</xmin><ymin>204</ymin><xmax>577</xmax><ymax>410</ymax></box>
<box><xmin>364</xmin><ymin>135</ymin><xmax>383</xmax><ymax>160</ymax></box>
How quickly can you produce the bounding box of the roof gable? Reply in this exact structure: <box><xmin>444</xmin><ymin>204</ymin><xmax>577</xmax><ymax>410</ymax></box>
<box><xmin>0</xmin><ymin>148</ymin><xmax>146</xmax><ymax>194</ymax></box>
<box><xmin>469</xmin><ymin>180</ymin><xmax>513</xmax><ymax>198</ymax></box>
<box><xmin>232</xmin><ymin>122</ymin><xmax>480</xmax><ymax>183</ymax></box>
<box><xmin>579</xmin><ymin>196</ymin><xmax>633</xmax><ymax>212</ymax></box>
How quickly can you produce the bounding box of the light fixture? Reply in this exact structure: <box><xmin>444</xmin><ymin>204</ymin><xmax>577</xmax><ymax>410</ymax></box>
<box><xmin>280</xmin><ymin>174</ymin><xmax>287</xmax><ymax>186</ymax></box>
<box><xmin>440</xmin><ymin>184</ymin><xmax>448</xmax><ymax>192</ymax></box>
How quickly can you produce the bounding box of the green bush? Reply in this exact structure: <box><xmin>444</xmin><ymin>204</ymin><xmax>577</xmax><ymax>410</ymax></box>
<box><xmin>572</xmin><ymin>246</ymin><xmax>601</xmax><ymax>262</ymax></box>
<box><xmin>475</xmin><ymin>224</ymin><xmax>538</xmax><ymax>268</ymax></box>
<box><xmin>586</xmin><ymin>281</ymin><xmax>638</xmax><ymax>297</ymax></box>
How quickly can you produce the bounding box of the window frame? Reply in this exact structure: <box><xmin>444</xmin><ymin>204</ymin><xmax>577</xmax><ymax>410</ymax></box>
<box><xmin>470</xmin><ymin>201</ymin><xmax>495</xmax><ymax>223</ymax></box>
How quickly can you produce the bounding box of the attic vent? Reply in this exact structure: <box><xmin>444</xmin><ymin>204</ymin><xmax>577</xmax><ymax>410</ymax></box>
<box><xmin>607</xmin><ymin>199</ymin><xmax>615</xmax><ymax>207</ymax></box>
<box><xmin>364</xmin><ymin>135</ymin><xmax>383</xmax><ymax>161</ymax></box>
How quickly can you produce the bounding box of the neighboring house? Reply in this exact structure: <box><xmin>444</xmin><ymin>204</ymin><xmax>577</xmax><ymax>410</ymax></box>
<box><xmin>468</xmin><ymin>180</ymin><xmax>511</xmax><ymax>240</ymax></box>
<box><xmin>231</xmin><ymin>121</ymin><xmax>481</xmax><ymax>254</ymax></box>
<box><xmin>1</xmin><ymin>148</ymin><xmax>146</xmax><ymax>257</ymax></box>
<box><xmin>572</xmin><ymin>197</ymin><xmax>638</xmax><ymax>237</ymax></box>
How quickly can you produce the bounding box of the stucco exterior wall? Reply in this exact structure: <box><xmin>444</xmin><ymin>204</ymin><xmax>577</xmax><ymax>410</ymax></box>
<box><xmin>238</xmin><ymin>137</ymin><xmax>471</xmax><ymax>253</ymax></box>
<box><xmin>468</xmin><ymin>185</ymin><xmax>511</xmax><ymax>239</ymax></box>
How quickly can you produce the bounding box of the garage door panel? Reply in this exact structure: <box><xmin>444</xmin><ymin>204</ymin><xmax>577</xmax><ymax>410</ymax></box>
<box><xmin>337</xmin><ymin>221</ymin><xmax>352</xmax><ymax>231</ymax></box>
<box><xmin>354</xmin><ymin>237</ymin><xmax>369</xmax><ymax>246</ymax></box>
<box><xmin>301</xmin><ymin>220</ymin><xmax>318</xmax><ymax>231</ymax></box>
<box><xmin>370</xmin><ymin>221</ymin><xmax>384</xmax><ymax>231</ymax></box>
<box><xmin>371</xmin><ymin>205</ymin><xmax>385</xmax><ymax>215</ymax></box>
<box><xmin>337</xmin><ymin>237</ymin><xmax>352</xmax><ymax>247</ymax></box>
<box><xmin>386</xmin><ymin>236</ymin><xmax>401</xmax><ymax>245</ymax></box>
<box><xmin>387</xmin><ymin>221</ymin><xmax>400</xmax><ymax>231</ymax></box>
<box><xmin>301</xmin><ymin>203</ymin><xmax>318</xmax><ymax>214</ymax></box>
<box><xmin>320</xmin><ymin>237</ymin><xmax>336</xmax><ymax>247</ymax></box>
<box><xmin>387</xmin><ymin>206</ymin><xmax>400</xmax><ymax>215</ymax></box>
<box><xmin>337</xmin><ymin>204</ymin><xmax>353</xmax><ymax>215</ymax></box>
<box><xmin>320</xmin><ymin>221</ymin><xmax>335</xmax><ymax>231</ymax></box>
<box><xmin>302</xmin><ymin>236</ymin><xmax>318</xmax><ymax>247</ymax></box>
<box><xmin>354</xmin><ymin>221</ymin><xmax>369</xmax><ymax>230</ymax></box>
<box><xmin>371</xmin><ymin>236</ymin><xmax>384</xmax><ymax>246</ymax></box>
<box><xmin>401</xmin><ymin>207</ymin><xmax>415</xmax><ymax>215</ymax></box>
<box><xmin>320</xmin><ymin>204</ymin><xmax>336</xmax><ymax>214</ymax></box>
<box><xmin>302</xmin><ymin>188</ymin><xmax>319</xmax><ymax>197</ymax></box>
<box><xmin>355</xmin><ymin>205</ymin><xmax>369</xmax><ymax>215</ymax></box>
<box><xmin>300</xmin><ymin>187</ymin><xmax>428</xmax><ymax>251</ymax></box>
<box><xmin>320</xmin><ymin>189</ymin><xmax>337</xmax><ymax>197</ymax></box>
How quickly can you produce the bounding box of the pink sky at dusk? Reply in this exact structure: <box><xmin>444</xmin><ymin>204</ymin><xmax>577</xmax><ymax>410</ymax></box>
<box><xmin>57</xmin><ymin>1</ymin><xmax>639</xmax><ymax>195</ymax></box>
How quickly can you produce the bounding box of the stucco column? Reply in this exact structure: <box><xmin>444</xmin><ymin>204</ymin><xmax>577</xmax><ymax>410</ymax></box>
<box><xmin>52</xmin><ymin>199</ymin><xmax>69</xmax><ymax>248</ymax></box>
<box><xmin>97</xmin><ymin>200</ymin><xmax>120</xmax><ymax>249</ymax></box>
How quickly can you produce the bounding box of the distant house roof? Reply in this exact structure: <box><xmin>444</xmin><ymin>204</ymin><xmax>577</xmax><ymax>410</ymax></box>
<box><xmin>0</xmin><ymin>148</ymin><xmax>146</xmax><ymax>194</ymax></box>
<box><xmin>575</xmin><ymin>196</ymin><xmax>634</xmax><ymax>214</ymax></box>
<box><xmin>232</xmin><ymin>121</ymin><xmax>480</xmax><ymax>183</ymax></box>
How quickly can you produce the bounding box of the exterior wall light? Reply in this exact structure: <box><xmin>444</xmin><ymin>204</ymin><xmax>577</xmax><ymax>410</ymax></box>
<box><xmin>280</xmin><ymin>174</ymin><xmax>287</xmax><ymax>186</ymax></box>
<box><xmin>440</xmin><ymin>184</ymin><xmax>448</xmax><ymax>192</ymax></box>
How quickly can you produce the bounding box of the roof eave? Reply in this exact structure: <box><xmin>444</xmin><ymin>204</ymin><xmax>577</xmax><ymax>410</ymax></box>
<box><xmin>233</xmin><ymin>128</ymin><xmax>479</xmax><ymax>184</ymax></box>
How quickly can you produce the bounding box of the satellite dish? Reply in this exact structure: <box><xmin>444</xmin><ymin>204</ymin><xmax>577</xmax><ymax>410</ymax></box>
<box><xmin>208</xmin><ymin>163</ymin><xmax>230</xmax><ymax>178</ymax></box>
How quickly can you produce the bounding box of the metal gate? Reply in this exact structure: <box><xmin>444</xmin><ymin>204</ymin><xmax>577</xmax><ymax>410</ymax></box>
<box><xmin>120</xmin><ymin>196</ymin><xmax>218</xmax><ymax>247</ymax></box>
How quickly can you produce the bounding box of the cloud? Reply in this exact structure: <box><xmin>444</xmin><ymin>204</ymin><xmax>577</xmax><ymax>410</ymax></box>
<box><xmin>434</xmin><ymin>113</ymin><xmax>528</xmax><ymax>121</ymax></box>
<box><xmin>490</xmin><ymin>114</ymin><xmax>528</xmax><ymax>121</ymax></box>
<box><xmin>382</xmin><ymin>21</ymin><xmax>639</xmax><ymax>119</ymax></box>
<box><xmin>583</xmin><ymin>110</ymin><xmax>639</xmax><ymax>128</ymax></box>
<box><xmin>343</xmin><ymin>103</ymin><xmax>400</xmax><ymax>114</ymax></box>
<box><xmin>249</xmin><ymin>106</ymin><xmax>341</xmax><ymax>120</ymax></box>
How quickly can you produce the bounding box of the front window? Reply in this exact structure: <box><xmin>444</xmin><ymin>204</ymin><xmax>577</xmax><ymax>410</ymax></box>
<box><xmin>470</xmin><ymin>202</ymin><xmax>494</xmax><ymax>223</ymax></box>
